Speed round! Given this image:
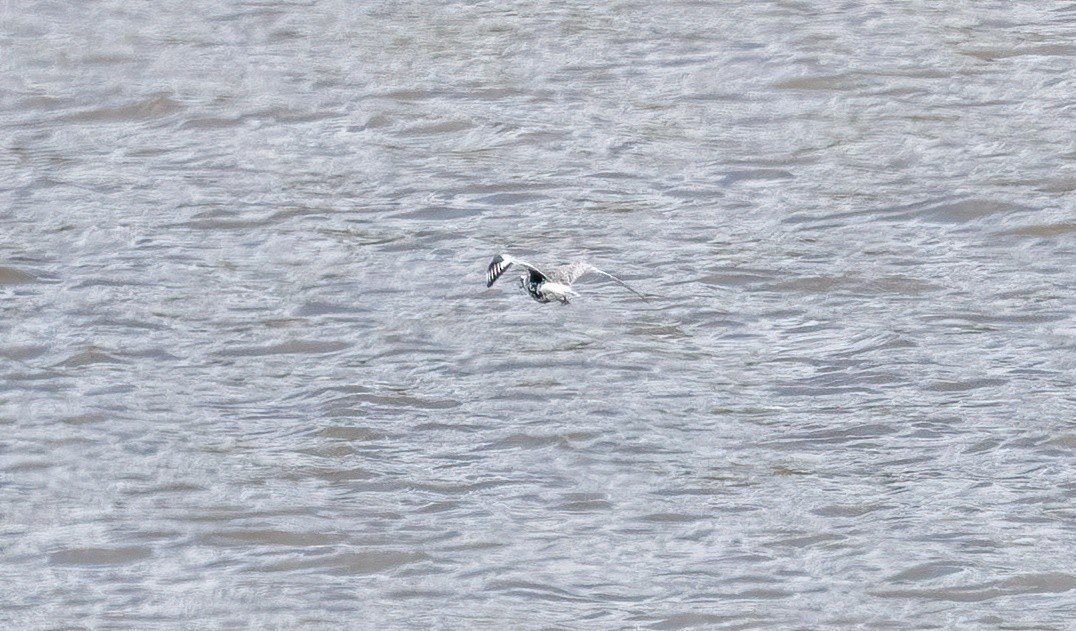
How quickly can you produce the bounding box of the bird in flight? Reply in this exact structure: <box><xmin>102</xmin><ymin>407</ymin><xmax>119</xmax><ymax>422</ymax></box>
<box><xmin>486</xmin><ymin>254</ymin><xmax>648</xmax><ymax>304</ymax></box>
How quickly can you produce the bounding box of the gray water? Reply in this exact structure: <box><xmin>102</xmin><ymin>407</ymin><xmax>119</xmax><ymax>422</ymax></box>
<box><xmin>2</xmin><ymin>1</ymin><xmax>1074</xmax><ymax>629</ymax></box>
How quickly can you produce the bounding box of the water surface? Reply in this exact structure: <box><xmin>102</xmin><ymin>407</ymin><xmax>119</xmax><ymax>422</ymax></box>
<box><xmin>1</xmin><ymin>1</ymin><xmax>1074</xmax><ymax>628</ymax></box>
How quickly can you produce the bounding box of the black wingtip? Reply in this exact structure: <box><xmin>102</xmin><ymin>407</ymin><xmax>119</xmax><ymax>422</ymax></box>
<box><xmin>486</xmin><ymin>254</ymin><xmax>510</xmax><ymax>287</ymax></box>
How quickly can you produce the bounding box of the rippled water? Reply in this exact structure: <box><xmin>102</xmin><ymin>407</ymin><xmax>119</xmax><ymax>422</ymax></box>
<box><xmin>2</xmin><ymin>1</ymin><xmax>1074</xmax><ymax>628</ymax></box>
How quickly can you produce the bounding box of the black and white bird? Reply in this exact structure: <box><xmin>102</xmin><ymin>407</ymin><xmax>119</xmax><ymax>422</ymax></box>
<box><xmin>485</xmin><ymin>253</ymin><xmax>648</xmax><ymax>304</ymax></box>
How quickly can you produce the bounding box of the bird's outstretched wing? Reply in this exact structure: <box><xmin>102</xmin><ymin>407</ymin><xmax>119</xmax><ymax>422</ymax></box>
<box><xmin>570</xmin><ymin>262</ymin><xmax>650</xmax><ymax>303</ymax></box>
<box><xmin>550</xmin><ymin>260</ymin><xmax>592</xmax><ymax>285</ymax></box>
<box><xmin>486</xmin><ymin>254</ymin><xmax>547</xmax><ymax>287</ymax></box>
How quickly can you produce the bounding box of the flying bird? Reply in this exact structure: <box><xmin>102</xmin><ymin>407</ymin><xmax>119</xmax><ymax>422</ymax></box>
<box><xmin>486</xmin><ymin>254</ymin><xmax>648</xmax><ymax>304</ymax></box>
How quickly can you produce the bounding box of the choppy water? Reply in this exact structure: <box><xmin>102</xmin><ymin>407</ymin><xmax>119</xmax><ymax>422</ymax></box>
<box><xmin>2</xmin><ymin>1</ymin><xmax>1074</xmax><ymax>628</ymax></box>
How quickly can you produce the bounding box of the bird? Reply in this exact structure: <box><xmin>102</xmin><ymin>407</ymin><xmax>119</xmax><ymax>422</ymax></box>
<box><xmin>485</xmin><ymin>253</ymin><xmax>648</xmax><ymax>304</ymax></box>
